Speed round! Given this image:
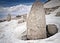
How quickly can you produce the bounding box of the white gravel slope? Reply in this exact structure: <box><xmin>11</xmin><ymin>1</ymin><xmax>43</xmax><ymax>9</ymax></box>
<box><xmin>0</xmin><ymin>14</ymin><xmax>60</xmax><ymax>43</ymax></box>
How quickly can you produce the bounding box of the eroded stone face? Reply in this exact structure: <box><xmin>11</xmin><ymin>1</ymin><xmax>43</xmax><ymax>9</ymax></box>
<box><xmin>7</xmin><ymin>14</ymin><xmax>11</xmax><ymax>21</ymax></box>
<box><xmin>27</xmin><ymin>1</ymin><xmax>47</xmax><ymax>40</ymax></box>
<box><xmin>47</xmin><ymin>24</ymin><xmax>58</xmax><ymax>35</ymax></box>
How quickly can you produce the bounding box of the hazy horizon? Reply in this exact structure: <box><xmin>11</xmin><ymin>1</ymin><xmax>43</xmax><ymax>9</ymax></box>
<box><xmin>0</xmin><ymin>0</ymin><xmax>48</xmax><ymax>19</ymax></box>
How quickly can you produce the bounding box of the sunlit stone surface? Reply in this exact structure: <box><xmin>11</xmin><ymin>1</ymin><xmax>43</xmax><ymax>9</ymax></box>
<box><xmin>27</xmin><ymin>0</ymin><xmax>47</xmax><ymax>40</ymax></box>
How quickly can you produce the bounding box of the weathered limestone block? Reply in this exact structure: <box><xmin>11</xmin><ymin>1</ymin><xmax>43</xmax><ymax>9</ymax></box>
<box><xmin>7</xmin><ymin>14</ymin><xmax>11</xmax><ymax>21</ymax></box>
<box><xmin>47</xmin><ymin>24</ymin><xmax>58</xmax><ymax>36</ymax></box>
<box><xmin>27</xmin><ymin>1</ymin><xmax>47</xmax><ymax>40</ymax></box>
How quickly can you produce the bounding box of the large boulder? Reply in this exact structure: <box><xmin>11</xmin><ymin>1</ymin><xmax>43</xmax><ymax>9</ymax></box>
<box><xmin>46</xmin><ymin>24</ymin><xmax>58</xmax><ymax>37</ymax></box>
<box><xmin>7</xmin><ymin>14</ymin><xmax>11</xmax><ymax>21</ymax></box>
<box><xmin>27</xmin><ymin>0</ymin><xmax>47</xmax><ymax>40</ymax></box>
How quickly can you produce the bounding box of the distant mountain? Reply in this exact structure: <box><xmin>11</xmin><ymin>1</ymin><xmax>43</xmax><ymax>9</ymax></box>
<box><xmin>0</xmin><ymin>4</ymin><xmax>32</xmax><ymax>19</ymax></box>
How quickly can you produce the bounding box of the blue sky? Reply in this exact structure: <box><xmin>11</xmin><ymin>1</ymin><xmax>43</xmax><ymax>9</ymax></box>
<box><xmin>0</xmin><ymin>0</ymin><xmax>48</xmax><ymax>7</ymax></box>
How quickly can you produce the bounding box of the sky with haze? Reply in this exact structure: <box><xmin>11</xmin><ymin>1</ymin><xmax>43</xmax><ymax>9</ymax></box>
<box><xmin>0</xmin><ymin>0</ymin><xmax>47</xmax><ymax>18</ymax></box>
